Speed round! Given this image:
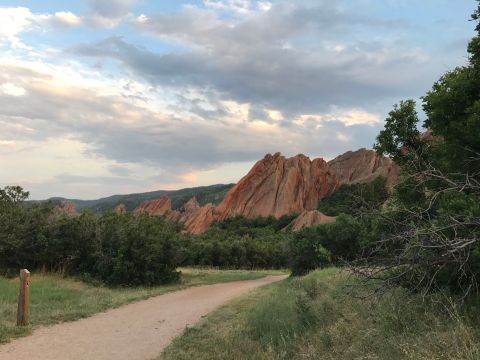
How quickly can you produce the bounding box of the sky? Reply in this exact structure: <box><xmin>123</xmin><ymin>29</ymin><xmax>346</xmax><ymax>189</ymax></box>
<box><xmin>0</xmin><ymin>0</ymin><xmax>476</xmax><ymax>200</ymax></box>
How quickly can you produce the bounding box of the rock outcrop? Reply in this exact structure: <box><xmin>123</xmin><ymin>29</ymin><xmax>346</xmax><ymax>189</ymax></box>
<box><xmin>183</xmin><ymin>203</ymin><xmax>217</xmax><ymax>234</ymax></box>
<box><xmin>57</xmin><ymin>201</ymin><xmax>77</xmax><ymax>215</ymax></box>
<box><xmin>114</xmin><ymin>203</ymin><xmax>127</xmax><ymax>215</ymax></box>
<box><xmin>328</xmin><ymin>148</ymin><xmax>400</xmax><ymax>188</ymax></box>
<box><xmin>133</xmin><ymin>196</ymin><xmax>172</xmax><ymax>216</ymax></box>
<box><xmin>165</xmin><ymin>197</ymin><xmax>217</xmax><ymax>234</ymax></box>
<box><xmin>216</xmin><ymin>153</ymin><xmax>337</xmax><ymax>219</ymax></box>
<box><xmin>167</xmin><ymin>210</ymin><xmax>182</xmax><ymax>222</ymax></box>
<box><xmin>127</xmin><ymin>149</ymin><xmax>398</xmax><ymax>234</ymax></box>
<box><xmin>286</xmin><ymin>210</ymin><xmax>336</xmax><ymax>231</ymax></box>
<box><xmin>179</xmin><ymin>197</ymin><xmax>201</xmax><ymax>220</ymax></box>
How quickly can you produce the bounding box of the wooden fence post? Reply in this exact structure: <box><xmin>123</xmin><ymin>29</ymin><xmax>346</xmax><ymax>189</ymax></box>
<box><xmin>17</xmin><ymin>269</ymin><xmax>30</xmax><ymax>326</ymax></box>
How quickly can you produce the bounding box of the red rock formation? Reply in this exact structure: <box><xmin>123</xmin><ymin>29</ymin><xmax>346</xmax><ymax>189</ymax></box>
<box><xmin>183</xmin><ymin>203</ymin><xmax>217</xmax><ymax>234</ymax></box>
<box><xmin>216</xmin><ymin>153</ymin><xmax>337</xmax><ymax>219</ymax></box>
<box><xmin>166</xmin><ymin>197</ymin><xmax>218</xmax><ymax>234</ymax></box>
<box><xmin>139</xmin><ymin>149</ymin><xmax>399</xmax><ymax>234</ymax></box>
<box><xmin>328</xmin><ymin>148</ymin><xmax>400</xmax><ymax>188</ymax></box>
<box><xmin>180</xmin><ymin>197</ymin><xmax>201</xmax><ymax>221</ymax></box>
<box><xmin>286</xmin><ymin>210</ymin><xmax>336</xmax><ymax>231</ymax></box>
<box><xmin>114</xmin><ymin>203</ymin><xmax>127</xmax><ymax>215</ymax></box>
<box><xmin>133</xmin><ymin>196</ymin><xmax>172</xmax><ymax>216</ymax></box>
<box><xmin>167</xmin><ymin>210</ymin><xmax>182</xmax><ymax>222</ymax></box>
<box><xmin>57</xmin><ymin>201</ymin><xmax>77</xmax><ymax>215</ymax></box>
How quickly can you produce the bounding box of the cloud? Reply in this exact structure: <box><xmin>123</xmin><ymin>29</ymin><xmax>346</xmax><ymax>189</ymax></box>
<box><xmin>70</xmin><ymin>1</ymin><xmax>441</xmax><ymax>121</ymax></box>
<box><xmin>0</xmin><ymin>82</ymin><xmax>26</xmax><ymax>96</ymax></box>
<box><xmin>85</xmin><ymin>0</ymin><xmax>138</xmax><ymax>27</ymax></box>
<box><xmin>0</xmin><ymin>7</ymin><xmax>83</xmax><ymax>48</ymax></box>
<box><xmin>107</xmin><ymin>165</ymin><xmax>134</xmax><ymax>177</ymax></box>
<box><xmin>0</xmin><ymin>59</ymin><xmax>384</xmax><ymax>177</ymax></box>
<box><xmin>0</xmin><ymin>7</ymin><xmax>36</xmax><ymax>47</ymax></box>
<box><xmin>1</xmin><ymin>0</ymin><xmax>472</xmax><ymax>199</ymax></box>
<box><xmin>40</xmin><ymin>11</ymin><xmax>83</xmax><ymax>28</ymax></box>
<box><xmin>87</xmin><ymin>0</ymin><xmax>137</xmax><ymax>18</ymax></box>
<box><xmin>203</xmin><ymin>0</ymin><xmax>272</xmax><ymax>16</ymax></box>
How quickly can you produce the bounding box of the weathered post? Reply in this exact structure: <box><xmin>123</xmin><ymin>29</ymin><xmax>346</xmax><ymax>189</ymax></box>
<box><xmin>17</xmin><ymin>269</ymin><xmax>30</xmax><ymax>326</ymax></box>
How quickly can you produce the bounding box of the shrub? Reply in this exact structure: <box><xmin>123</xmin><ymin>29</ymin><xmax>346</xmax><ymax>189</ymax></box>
<box><xmin>0</xmin><ymin>187</ymin><xmax>183</xmax><ymax>286</ymax></box>
<box><xmin>288</xmin><ymin>229</ymin><xmax>331</xmax><ymax>276</ymax></box>
<box><xmin>318</xmin><ymin>177</ymin><xmax>389</xmax><ymax>216</ymax></box>
<box><xmin>180</xmin><ymin>216</ymin><xmax>293</xmax><ymax>269</ymax></box>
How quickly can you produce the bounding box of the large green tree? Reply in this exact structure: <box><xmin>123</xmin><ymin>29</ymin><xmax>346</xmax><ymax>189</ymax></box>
<box><xmin>369</xmin><ymin>2</ymin><xmax>480</xmax><ymax>293</ymax></box>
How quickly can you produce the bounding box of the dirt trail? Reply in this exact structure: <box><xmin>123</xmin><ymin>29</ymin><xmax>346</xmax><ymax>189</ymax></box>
<box><xmin>0</xmin><ymin>275</ymin><xmax>287</xmax><ymax>360</ymax></box>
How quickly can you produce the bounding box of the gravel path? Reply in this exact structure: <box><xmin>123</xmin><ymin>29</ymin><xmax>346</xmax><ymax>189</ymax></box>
<box><xmin>0</xmin><ymin>275</ymin><xmax>287</xmax><ymax>360</ymax></box>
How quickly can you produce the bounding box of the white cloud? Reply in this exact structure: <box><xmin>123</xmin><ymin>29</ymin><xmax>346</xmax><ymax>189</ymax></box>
<box><xmin>40</xmin><ymin>11</ymin><xmax>83</xmax><ymax>28</ymax></box>
<box><xmin>204</xmin><ymin>0</ymin><xmax>251</xmax><ymax>15</ymax></box>
<box><xmin>203</xmin><ymin>0</ymin><xmax>271</xmax><ymax>16</ymax></box>
<box><xmin>0</xmin><ymin>7</ymin><xmax>83</xmax><ymax>48</ymax></box>
<box><xmin>329</xmin><ymin>108</ymin><xmax>383</xmax><ymax>126</ymax></box>
<box><xmin>257</xmin><ymin>2</ymin><xmax>272</xmax><ymax>12</ymax></box>
<box><xmin>0</xmin><ymin>83</ymin><xmax>26</xmax><ymax>96</ymax></box>
<box><xmin>0</xmin><ymin>7</ymin><xmax>35</xmax><ymax>47</ymax></box>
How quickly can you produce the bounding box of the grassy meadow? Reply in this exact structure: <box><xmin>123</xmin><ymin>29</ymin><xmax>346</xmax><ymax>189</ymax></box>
<box><xmin>161</xmin><ymin>268</ymin><xmax>480</xmax><ymax>360</ymax></box>
<box><xmin>0</xmin><ymin>267</ymin><xmax>286</xmax><ymax>344</ymax></box>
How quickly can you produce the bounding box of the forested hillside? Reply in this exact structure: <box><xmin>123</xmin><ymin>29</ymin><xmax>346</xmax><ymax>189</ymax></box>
<box><xmin>36</xmin><ymin>184</ymin><xmax>234</xmax><ymax>213</ymax></box>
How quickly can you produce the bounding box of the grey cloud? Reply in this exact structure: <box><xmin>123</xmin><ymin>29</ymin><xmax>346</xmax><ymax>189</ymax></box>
<box><xmin>55</xmin><ymin>173</ymin><xmax>140</xmax><ymax>186</ymax></box>
<box><xmin>87</xmin><ymin>0</ymin><xmax>137</xmax><ymax>19</ymax></box>
<box><xmin>71</xmin><ymin>1</ymin><xmax>447</xmax><ymax>118</ymax></box>
<box><xmin>26</xmin><ymin>173</ymin><xmax>148</xmax><ymax>200</ymax></box>
<box><xmin>107</xmin><ymin>165</ymin><xmax>134</xmax><ymax>176</ymax></box>
<box><xmin>0</xmin><ymin>63</ymin><xmax>384</xmax><ymax>178</ymax></box>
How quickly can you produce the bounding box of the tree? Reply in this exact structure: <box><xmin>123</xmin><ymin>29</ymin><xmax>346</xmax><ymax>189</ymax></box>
<box><xmin>363</xmin><ymin>4</ymin><xmax>480</xmax><ymax>294</ymax></box>
<box><xmin>0</xmin><ymin>186</ymin><xmax>29</xmax><ymax>204</ymax></box>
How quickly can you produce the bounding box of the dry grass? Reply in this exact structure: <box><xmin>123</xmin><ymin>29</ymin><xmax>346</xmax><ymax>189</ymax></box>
<box><xmin>161</xmin><ymin>267</ymin><xmax>480</xmax><ymax>360</ymax></box>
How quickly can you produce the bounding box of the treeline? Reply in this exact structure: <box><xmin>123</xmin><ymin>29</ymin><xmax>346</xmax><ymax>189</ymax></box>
<box><xmin>0</xmin><ymin>192</ymin><xmax>297</xmax><ymax>285</ymax></box>
<box><xmin>179</xmin><ymin>215</ymin><xmax>296</xmax><ymax>269</ymax></box>
<box><xmin>0</xmin><ymin>180</ymin><xmax>386</xmax><ymax>285</ymax></box>
<box><xmin>0</xmin><ymin>190</ymin><xmax>183</xmax><ymax>285</ymax></box>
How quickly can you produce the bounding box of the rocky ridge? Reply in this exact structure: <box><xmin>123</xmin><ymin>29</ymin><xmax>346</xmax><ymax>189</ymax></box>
<box><xmin>216</xmin><ymin>153</ymin><xmax>337</xmax><ymax>219</ymax></box>
<box><xmin>328</xmin><ymin>148</ymin><xmax>399</xmax><ymax>188</ymax></box>
<box><xmin>129</xmin><ymin>148</ymin><xmax>398</xmax><ymax>233</ymax></box>
<box><xmin>133</xmin><ymin>196</ymin><xmax>172</xmax><ymax>216</ymax></box>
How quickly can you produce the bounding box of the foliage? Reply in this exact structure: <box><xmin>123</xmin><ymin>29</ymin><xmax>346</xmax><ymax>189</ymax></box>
<box><xmin>286</xmin><ymin>214</ymin><xmax>384</xmax><ymax>275</ymax></box>
<box><xmin>180</xmin><ymin>216</ymin><xmax>295</xmax><ymax>269</ymax></box>
<box><xmin>366</xmin><ymin>4</ymin><xmax>480</xmax><ymax>293</ymax></box>
<box><xmin>318</xmin><ymin>176</ymin><xmax>389</xmax><ymax>216</ymax></box>
<box><xmin>88</xmin><ymin>214</ymin><xmax>183</xmax><ymax>285</ymax></box>
<box><xmin>0</xmin><ymin>187</ymin><xmax>183</xmax><ymax>285</ymax></box>
<box><xmin>288</xmin><ymin>229</ymin><xmax>331</xmax><ymax>276</ymax></box>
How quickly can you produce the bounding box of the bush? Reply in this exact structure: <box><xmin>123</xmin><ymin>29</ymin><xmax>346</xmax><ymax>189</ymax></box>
<box><xmin>318</xmin><ymin>176</ymin><xmax>389</xmax><ymax>216</ymax></box>
<box><xmin>90</xmin><ymin>214</ymin><xmax>182</xmax><ymax>286</ymax></box>
<box><xmin>288</xmin><ymin>229</ymin><xmax>331</xmax><ymax>276</ymax></box>
<box><xmin>0</xmin><ymin>187</ymin><xmax>183</xmax><ymax>286</ymax></box>
<box><xmin>180</xmin><ymin>216</ymin><xmax>293</xmax><ymax>269</ymax></box>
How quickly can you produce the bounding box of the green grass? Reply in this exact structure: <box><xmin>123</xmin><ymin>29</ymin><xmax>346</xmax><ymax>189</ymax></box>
<box><xmin>0</xmin><ymin>267</ymin><xmax>286</xmax><ymax>344</ymax></box>
<box><xmin>161</xmin><ymin>268</ymin><xmax>480</xmax><ymax>360</ymax></box>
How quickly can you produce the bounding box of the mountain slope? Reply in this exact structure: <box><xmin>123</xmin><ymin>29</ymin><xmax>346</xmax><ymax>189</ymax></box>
<box><xmin>41</xmin><ymin>184</ymin><xmax>234</xmax><ymax>213</ymax></box>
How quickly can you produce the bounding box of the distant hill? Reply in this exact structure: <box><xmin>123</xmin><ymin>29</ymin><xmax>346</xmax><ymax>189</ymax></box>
<box><xmin>39</xmin><ymin>184</ymin><xmax>234</xmax><ymax>213</ymax></box>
